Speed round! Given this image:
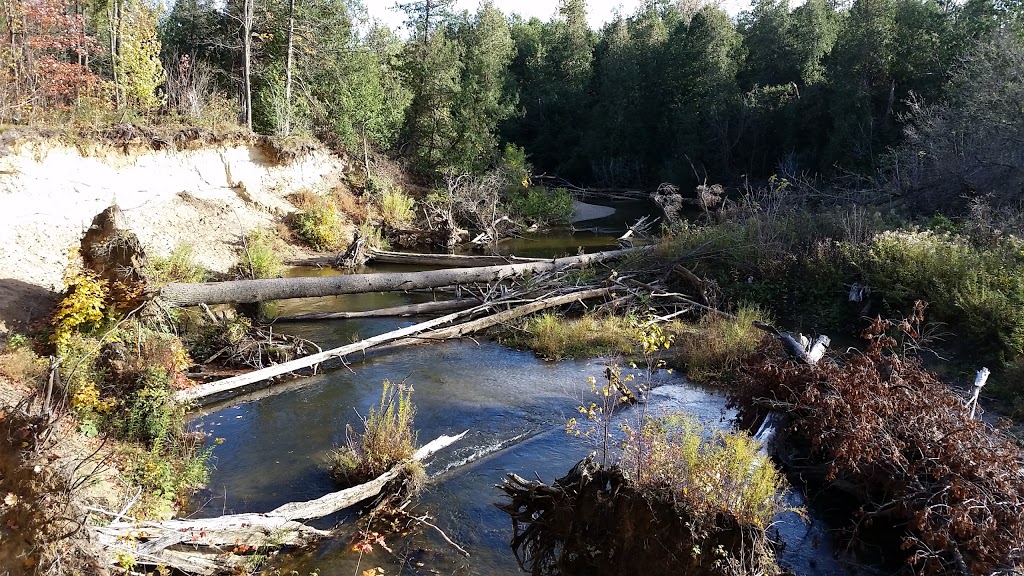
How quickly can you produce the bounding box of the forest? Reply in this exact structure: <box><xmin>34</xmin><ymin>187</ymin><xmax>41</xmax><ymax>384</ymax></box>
<box><xmin>0</xmin><ymin>0</ymin><xmax>1020</xmax><ymax>205</ymax></box>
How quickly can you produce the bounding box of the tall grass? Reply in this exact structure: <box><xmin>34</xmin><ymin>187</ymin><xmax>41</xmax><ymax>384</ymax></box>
<box><xmin>377</xmin><ymin>185</ymin><xmax>415</xmax><ymax>230</ymax></box>
<box><xmin>147</xmin><ymin>243</ymin><xmax>209</xmax><ymax>284</ymax></box>
<box><xmin>329</xmin><ymin>380</ymin><xmax>418</xmax><ymax>486</ymax></box>
<box><xmin>233</xmin><ymin>229</ymin><xmax>283</xmax><ymax>279</ymax></box>
<box><xmin>519</xmin><ymin>313</ymin><xmax>636</xmax><ymax>360</ymax></box>
<box><xmin>674</xmin><ymin>306</ymin><xmax>769</xmax><ymax>383</ymax></box>
<box><xmin>623</xmin><ymin>415</ymin><xmax>789</xmax><ymax>529</ymax></box>
<box><xmin>290</xmin><ymin>193</ymin><xmax>347</xmax><ymax>251</ymax></box>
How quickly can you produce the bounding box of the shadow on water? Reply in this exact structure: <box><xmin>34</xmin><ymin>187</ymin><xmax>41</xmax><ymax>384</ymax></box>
<box><xmin>186</xmin><ymin>203</ymin><xmax>877</xmax><ymax>576</ymax></box>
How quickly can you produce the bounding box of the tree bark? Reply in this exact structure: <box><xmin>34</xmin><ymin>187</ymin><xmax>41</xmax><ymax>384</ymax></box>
<box><xmin>283</xmin><ymin>0</ymin><xmax>294</xmax><ymax>135</ymax></box>
<box><xmin>275</xmin><ymin>299</ymin><xmax>477</xmax><ymax>322</ymax></box>
<box><xmin>161</xmin><ymin>247</ymin><xmax>642</xmax><ymax>307</ymax></box>
<box><xmin>241</xmin><ymin>0</ymin><xmax>253</xmax><ymax>131</ymax></box>
<box><xmin>94</xmin><ymin>431</ymin><xmax>466</xmax><ymax>575</ymax></box>
<box><xmin>286</xmin><ymin>249</ymin><xmax>546</xmax><ymax>268</ymax></box>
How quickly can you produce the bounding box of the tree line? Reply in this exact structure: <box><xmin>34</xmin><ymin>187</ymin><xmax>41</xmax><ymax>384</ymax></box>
<box><xmin>1</xmin><ymin>0</ymin><xmax>1022</xmax><ymax>191</ymax></box>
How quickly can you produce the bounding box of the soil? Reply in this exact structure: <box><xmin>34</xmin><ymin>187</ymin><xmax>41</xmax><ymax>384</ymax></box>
<box><xmin>0</xmin><ymin>139</ymin><xmax>350</xmax><ymax>331</ymax></box>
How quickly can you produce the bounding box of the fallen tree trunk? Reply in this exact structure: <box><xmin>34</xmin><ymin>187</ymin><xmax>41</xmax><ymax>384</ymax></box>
<box><xmin>94</xmin><ymin>431</ymin><xmax>467</xmax><ymax>575</ymax></box>
<box><xmin>275</xmin><ymin>299</ymin><xmax>478</xmax><ymax>322</ymax></box>
<box><xmin>177</xmin><ymin>287</ymin><xmax>612</xmax><ymax>404</ymax></box>
<box><xmin>162</xmin><ymin>247</ymin><xmax>643</xmax><ymax>307</ymax></box>
<box><xmin>285</xmin><ymin>249</ymin><xmax>545</xmax><ymax>268</ymax></box>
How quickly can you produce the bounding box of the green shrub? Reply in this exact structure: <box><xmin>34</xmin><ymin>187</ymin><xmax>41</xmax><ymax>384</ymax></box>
<box><xmin>291</xmin><ymin>195</ymin><xmax>347</xmax><ymax>251</ymax></box>
<box><xmin>147</xmin><ymin>243</ymin><xmax>208</xmax><ymax>284</ymax></box>
<box><xmin>234</xmin><ymin>229</ymin><xmax>283</xmax><ymax>279</ymax></box>
<box><xmin>116</xmin><ymin>367</ymin><xmax>181</xmax><ymax>447</ymax></box>
<box><xmin>377</xmin><ymin>185</ymin><xmax>415</xmax><ymax>230</ymax></box>
<box><xmin>674</xmin><ymin>306</ymin><xmax>769</xmax><ymax>383</ymax></box>
<box><xmin>858</xmin><ymin>230</ymin><xmax>1024</xmax><ymax>364</ymax></box>
<box><xmin>622</xmin><ymin>415</ymin><xmax>789</xmax><ymax>529</ymax></box>
<box><xmin>328</xmin><ymin>380</ymin><xmax>417</xmax><ymax>486</ymax></box>
<box><xmin>518</xmin><ymin>313</ymin><xmax>636</xmax><ymax>360</ymax></box>
<box><xmin>506</xmin><ymin>187</ymin><xmax>573</xmax><ymax>225</ymax></box>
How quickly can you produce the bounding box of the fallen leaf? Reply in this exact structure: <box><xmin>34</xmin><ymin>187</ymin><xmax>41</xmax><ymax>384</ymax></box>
<box><xmin>4</xmin><ymin>493</ymin><xmax>18</xmax><ymax>506</ymax></box>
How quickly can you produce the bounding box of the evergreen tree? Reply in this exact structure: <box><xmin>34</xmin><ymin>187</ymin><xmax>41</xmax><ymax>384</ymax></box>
<box><xmin>449</xmin><ymin>2</ymin><xmax>515</xmax><ymax>172</ymax></box>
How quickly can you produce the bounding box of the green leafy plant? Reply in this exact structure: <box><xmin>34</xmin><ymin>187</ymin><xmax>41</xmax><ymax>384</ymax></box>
<box><xmin>506</xmin><ymin>187</ymin><xmax>573</xmax><ymax>226</ymax></box>
<box><xmin>376</xmin><ymin>185</ymin><xmax>415</xmax><ymax>230</ymax></box>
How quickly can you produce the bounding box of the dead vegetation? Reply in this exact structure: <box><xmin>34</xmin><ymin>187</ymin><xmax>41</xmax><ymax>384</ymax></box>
<box><xmin>732</xmin><ymin>304</ymin><xmax>1024</xmax><ymax>575</ymax></box>
<box><xmin>0</xmin><ymin>403</ymin><xmax>108</xmax><ymax>576</ymax></box>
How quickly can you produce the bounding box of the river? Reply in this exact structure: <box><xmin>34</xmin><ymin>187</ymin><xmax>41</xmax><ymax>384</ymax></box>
<box><xmin>186</xmin><ymin>200</ymin><xmax>871</xmax><ymax>576</ymax></box>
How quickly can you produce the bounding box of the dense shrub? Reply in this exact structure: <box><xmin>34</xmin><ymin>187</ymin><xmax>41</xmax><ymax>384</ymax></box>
<box><xmin>506</xmin><ymin>187</ymin><xmax>574</xmax><ymax>226</ymax></box>
<box><xmin>290</xmin><ymin>193</ymin><xmax>348</xmax><ymax>251</ymax></box>
<box><xmin>858</xmin><ymin>230</ymin><xmax>1024</xmax><ymax>365</ymax></box>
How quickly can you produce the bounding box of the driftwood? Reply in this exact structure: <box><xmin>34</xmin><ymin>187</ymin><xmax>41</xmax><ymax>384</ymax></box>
<box><xmin>161</xmin><ymin>247</ymin><xmax>643</xmax><ymax>307</ymax></box>
<box><xmin>751</xmin><ymin>322</ymin><xmax>831</xmax><ymax>458</ymax></box>
<box><xmin>177</xmin><ymin>287</ymin><xmax>612</xmax><ymax>404</ymax></box>
<box><xmin>275</xmin><ymin>299</ymin><xmax>478</xmax><ymax>322</ymax></box>
<box><xmin>753</xmin><ymin>321</ymin><xmax>830</xmax><ymax>365</ymax></box>
<box><xmin>94</xmin><ymin>431</ymin><xmax>467</xmax><ymax>575</ymax></box>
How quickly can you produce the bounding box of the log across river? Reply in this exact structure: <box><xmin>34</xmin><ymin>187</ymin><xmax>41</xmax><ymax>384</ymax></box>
<box><xmin>160</xmin><ymin>247</ymin><xmax>644</xmax><ymax>306</ymax></box>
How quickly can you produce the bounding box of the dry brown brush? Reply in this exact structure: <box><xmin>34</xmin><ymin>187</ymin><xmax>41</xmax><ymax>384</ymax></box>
<box><xmin>732</xmin><ymin>307</ymin><xmax>1024</xmax><ymax>575</ymax></box>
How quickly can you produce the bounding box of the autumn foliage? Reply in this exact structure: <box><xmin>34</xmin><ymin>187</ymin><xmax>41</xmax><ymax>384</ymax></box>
<box><xmin>1</xmin><ymin>0</ymin><xmax>104</xmax><ymax>119</ymax></box>
<box><xmin>733</xmin><ymin>305</ymin><xmax>1024</xmax><ymax>574</ymax></box>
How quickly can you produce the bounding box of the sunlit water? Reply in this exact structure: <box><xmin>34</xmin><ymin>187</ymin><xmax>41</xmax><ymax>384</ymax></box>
<box><xmin>186</xmin><ymin>199</ymin><xmax>868</xmax><ymax>575</ymax></box>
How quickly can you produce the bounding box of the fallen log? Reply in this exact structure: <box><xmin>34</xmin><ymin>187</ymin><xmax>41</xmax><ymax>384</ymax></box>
<box><xmin>275</xmin><ymin>299</ymin><xmax>478</xmax><ymax>322</ymax></box>
<box><xmin>94</xmin><ymin>431</ymin><xmax>467</xmax><ymax>574</ymax></box>
<box><xmin>161</xmin><ymin>247</ymin><xmax>643</xmax><ymax>307</ymax></box>
<box><xmin>369</xmin><ymin>249</ymin><xmax>544</xmax><ymax>268</ymax></box>
<box><xmin>177</xmin><ymin>287</ymin><xmax>612</xmax><ymax>404</ymax></box>
<box><xmin>376</xmin><ymin>287</ymin><xmax>612</xmax><ymax>350</ymax></box>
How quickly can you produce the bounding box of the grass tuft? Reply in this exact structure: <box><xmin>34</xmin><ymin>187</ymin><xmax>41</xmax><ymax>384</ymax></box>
<box><xmin>518</xmin><ymin>313</ymin><xmax>636</xmax><ymax>360</ymax></box>
<box><xmin>147</xmin><ymin>243</ymin><xmax>209</xmax><ymax>284</ymax></box>
<box><xmin>674</xmin><ymin>306</ymin><xmax>769</xmax><ymax>383</ymax></box>
<box><xmin>233</xmin><ymin>229</ymin><xmax>283</xmax><ymax>279</ymax></box>
<box><xmin>624</xmin><ymin>414</ymin><xmax>790</xmax><ymax>529</ymax></box>
<box><xmin>328</xmin><ymin>380</ymin><xmax>418</xmax><ymax>486</ymax></box>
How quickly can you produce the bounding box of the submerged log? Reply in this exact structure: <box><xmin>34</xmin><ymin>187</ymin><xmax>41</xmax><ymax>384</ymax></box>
<box><xmin>94</xmin><ymin>431</ymin><xmax>467</xmax><ymax>575</ymax></box>
<box><xmin>177</xmin><ymin>287</ymin><xmax>612</xmax><ymax>404</ymax></box>
<box><xmin>275</xmin><ymin>299</ymin><xmax>478</xmax><ymax>322</ymax></box>
<box><xmin>162</xmin><ymin>247</ymin><xmax>642</xmax><ymax>307</ymax></box>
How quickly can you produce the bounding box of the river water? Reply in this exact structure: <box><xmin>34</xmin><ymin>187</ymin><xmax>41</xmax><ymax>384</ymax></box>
<box><xmin>186</xmin><ymin>201</ymin><xmax>866</xmax><ymax>576</ymax></box>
